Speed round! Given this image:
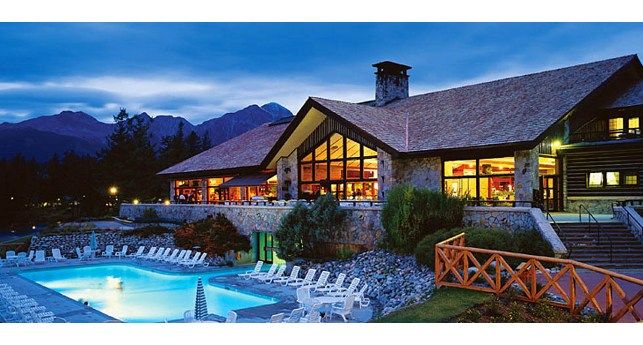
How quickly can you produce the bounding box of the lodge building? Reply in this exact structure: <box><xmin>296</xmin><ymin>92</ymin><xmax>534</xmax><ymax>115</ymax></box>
<box><xmin>158</xmin><ymin>55</ymin><xmax>643</xmax><ymax>213</ymax></box>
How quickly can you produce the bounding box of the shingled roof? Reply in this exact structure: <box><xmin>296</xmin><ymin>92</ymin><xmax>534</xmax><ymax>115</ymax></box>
<box><xmin>158</xmin><ymin>117</ymin><xmax>292</xmax><ymax>176</ymax></box>
<box><xmin>312</xmin><ymin>55</ymin><xmax>640</xmax><ymax>153</ymax></box>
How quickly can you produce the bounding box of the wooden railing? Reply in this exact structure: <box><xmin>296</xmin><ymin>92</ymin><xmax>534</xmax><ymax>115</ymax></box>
<box><xmin>435</xmin><ymin>233</ymin><xmax>643</xmax><ymax>322</ymax></box>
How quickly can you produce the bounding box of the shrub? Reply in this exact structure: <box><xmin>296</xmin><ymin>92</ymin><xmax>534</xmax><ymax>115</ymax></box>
<box><xmin>174</xmin><ymin>213</ymin><xmax>251</xmax><ymax>257</ymax></box>
<box><xmin>274</xmin><ymin>193</ymin><xmax>347</xmax><ymax>261</ymax></box>
<box><xmin>381</xmin><ymin>184</ymin><xmax>465</xmax><ymax>253</ymax></box>
<box><xmin>415</xmin><ymin>227</ymin><xmax>553</xmax><ymax>268</ymax></box>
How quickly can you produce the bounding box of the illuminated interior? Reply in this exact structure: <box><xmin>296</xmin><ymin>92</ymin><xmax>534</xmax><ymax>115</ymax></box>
<box><xmin>299</xmin><ymin>132</ymin><xmax>378</xmax><ymax>200</ymax></box>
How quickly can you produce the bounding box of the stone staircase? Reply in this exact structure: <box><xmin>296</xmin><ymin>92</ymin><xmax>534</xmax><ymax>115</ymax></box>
<box><xmin>554</xmin><ymin>222</ymin><xmax>643</xmax><ymax>269</ymax></box>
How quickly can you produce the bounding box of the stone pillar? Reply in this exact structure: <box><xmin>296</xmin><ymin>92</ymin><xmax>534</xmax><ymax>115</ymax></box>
<box><xmin>392</xmin><ymin>156</ymin><xmax>442</xmax><ymax>191</ymax></box>
<box><xmin>276</xmin><ymin>149</ymin><xmax>298</xmax><ymax>200</ymax></box>
<box><xmin>201</xmin><ymin>178</ymin><xmax>208</xmax><ymax>204</ymax></box>
<box><xmin>514</xmin><ymin>148</ymin><xmax>539</xmax><ymax>207</ymax></box>
<box><xmin>377</xmin><ymin>148</ymin><xmax>394</xmax><ymax>200</ymax></box>
<box><xmin>169</xmin><ymin>180</ymin><xmax>175</xmax><ymax>203</ymax></box>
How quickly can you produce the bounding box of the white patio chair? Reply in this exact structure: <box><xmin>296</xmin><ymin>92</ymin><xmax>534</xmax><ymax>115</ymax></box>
<box><xmin>316</xmin><ymin>273</ymin><xmax>346</xmax><ymax>293</ymax></box>
<box><xmin>179</xmin><ymin>251</ymin><xmax>200</xmax><ymax>266</ymax></box>
<box><xmin>163</xmin><ymin>249</ymin><xmax>179</xmax><ymax>263</ymax></box>
<box><xmin>225</xmin><ymin>311</ymin><xmax>237</xmax><ymax>323</ymax></box>
<box><xmin>188</xmin><ymin>252</ymin><xmax>208</xmax><ymax>268</ymax></box>
<box><xmin>269</xmin><ymin>313</ymin><xmax>284</xmax><ymax>323</ymax></box>
<box><xmin>353</xmin><ymin>283</ymin><xmax>370</xmax><ymax>308</ymax></box>
<box><xmin>237</xmin><ymin>261</ymin><xmax>263</xmax><ymax>279</ymax></box>
<box><xmin>138</xmin><ymin>247</ymin><xmax>157</xmax><ymax>261</ymax></box>
<box><xmin>51</xmin><ymin>248</ymin><xmax>67</xmax><ymax>262</ymax></box>
<box><xmin>288</xmin><ymin>269</ymin><xmax>316</xmax><ymax>287</ymax></box>
<box><xmin>82</xmin><ymin>246</ymin><xmax>93</xmax><ymax>259</ymax></box>
<box><xmin>330</xmin><ymin>295</ymin><xmax>355</xmax><ymax>322</ymax></box>
<box><xmin>259</xmin><ymin>264</ymin><xmax>286</xmax><ymax>283</ymax></box>
<box><xmin>154</xmin><ymin>248</ymin><xmax>171</xmax><ymax>261</ymax></box>
<box><xmin>283</xmin><ymin>307</ymin><xmax>305</xmax><ymax>323</ymax></box>
<box><xmin>252</xmin><ymin>263</ymin><xmax>277</xmax><ymax>280</ymax></box>
<box><xmin>127</xmin><ymin>246</ymin><xmax>145</xmax><ymax>258</ymax></box>
<box><xmin>273</xmin><ymin>266</ymin><xmax>300</xmax><ymax>285</ymax></box>
<box><xmin>303</xmin><ymin>271</ymin><xmax>330</xmax><ymax>290</ymax></box>
<box><xmin>168</xmin><ymin>249</ymin><xmax>187</xmax><ymax>263</ymax></box>
<box><xmin>75</xmin><ymin>247</ymin><xmax>84</xmax><ymax>260</ymax></box>
<box><xmin>328</xmin><ymin>278</ymin><xmax>361</xmax><ymax>297</ymax></box>
<box><xmin>295</xmin><ymin>287</ymin><xmax>312</xmax><ymax>307</ymax></box>
<box><xmin>115</xmin><ymin>245</ymin><xmax>128</xmax><ymax>259</ymax></box>
<box><xmin>101</xmin><ymin>245</ymin><xmax>114</xmax><ymax>258</ymax></box>
<box><xmin>33</xmin><ymin>250</ymin><xmax>46</xmax><ymax>265</ymax></box>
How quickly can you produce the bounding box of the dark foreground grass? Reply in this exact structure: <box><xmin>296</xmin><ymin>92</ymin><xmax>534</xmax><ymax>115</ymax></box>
<box><xmin>374</xmin><ymin>287</ymin><xmax>491</xmax><ymax>323</ymax></box>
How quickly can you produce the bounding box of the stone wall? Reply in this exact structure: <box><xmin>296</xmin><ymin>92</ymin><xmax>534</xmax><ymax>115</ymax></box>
<box><xmin>276</xmin><ymin>149</ymin><xmax>298</xmax><ymax>200</ymax></box>
<box><xmin>566</xmin><ymin>197</ymin><xmax>618</xmax><ymax>214</ymax></box>
<box><xmin>377</xmin><ymin>148</ymin><xmax>394</xmax><ymax>200</ymax></box>
<box><xmin>613</xmin><ymin>206</ymin><xmax>643</xmax><ymax>243</ymax></box>
<box><xmin>463</xmin><ymin>206</ymin><xmax>567</xmax><ymax>257</ymax></box>
<box><xmin>120</xmin><ymin>202</ymin><xmax>383</xmax><ymax>249</ymax></box>
<box><xmin>514</xmin><ymin>148</ymin><xmax>539</xmax><ymax>206</ymax></box>
<box><xmin>392</xmin><ymin>156</ymin><xmax>442</xmax><ymax>191</ymax></box>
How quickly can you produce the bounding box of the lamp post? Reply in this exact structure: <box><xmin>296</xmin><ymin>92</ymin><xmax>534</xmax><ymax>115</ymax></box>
<box><xmin>109</xmin><ymin>186</ymin><xmax>118</xmax><ymax>215</ymax></box>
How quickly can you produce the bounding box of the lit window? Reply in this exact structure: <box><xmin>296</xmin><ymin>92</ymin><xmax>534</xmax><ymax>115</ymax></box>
<box><xmin>629</xmin><ymin>117</ymin><xmax>640</xmax><ymax>134</ymax></box>
<box><xmin>624</xmin><ymin>174</ymin><xmax>638</xmax><ymax>186</ymax></box>
<box><xmin>609</xmin><ymin>118</ymin><xmax>623</xmax><ymax>138</ymax></box>
<box><xmin>606</xmin><ymin>172</ymin><xmax>620</xmax><ymax>186</ymax></box>
<box><xmin>479</xmin><ymin>157</ymin><xmax>515</xmax><ymax>175</ymax></box>
<box><xmin>444</xmin><ymin>160</ymin><xmax>477</xmax><ymax>177</ymax></box>
<box><xmin>588</xmin><ymin>172</ymin><xmax>603</xmax><ymax>188</ymax></box>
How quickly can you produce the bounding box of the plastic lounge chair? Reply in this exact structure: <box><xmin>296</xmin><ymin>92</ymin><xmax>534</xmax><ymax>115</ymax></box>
<box><xmin>353</xmin><ymin>283</ymin><xmax>370</xmax><ymax>308</ymax></box>
<box><xmin>316</xmin><ymin>273</ymin><xmax>346</xmax><ymax>293</ymax></box>
<box><xmin>34</xmin><ymin>251</ymin><xmax>46</xmax><ymax>265</ymax></box>
<box><xmin>187</xmin><ymin>252</ymin><xmax>208</xmax><ymax>268</ymax></box>
<box><xmin>138</xmin><ymin>247</ymin><xmax>157</xmax><ymax>261</ymax></box>
<box><xmin>259</xmin><ymin>265</ymin><xmax>286</xmax><ymax>283</ymax></box>
<box><xmin>273</xmin><ymin>266</ymin><xmax>300</xmax><ymax>285</ymax></box>
<box><xmin>164</xmin><ymin>249</ymin><xmax>179</xmax><ymax>262</ymax></box>
<box><xmin>127</xmin><ymin>246</ymin><xmax>145</xmax><ymax>258</ymax></box>
<box><xmin>16</xmin><ymin>251</ymin><xmax>34</xmax><ymax>267</ymax></box>
<box><xmin>330</xmin><ymin>295</ymin><xmax>355</xmax><ymax>322</ymax></box>
<box><xmin>283</xmin><ymin>307</ymin><xmax>305</xmax><ymax>323</ymax></box>
<box><xmin>300</xmin><ymin>303</ymin><xmax>322</xmax><ymax>323</ymax></box>
<box><xmin>237</xmin><ymin>261</ymin><xmax>263</xmax><ymax>279</ymax></box>
<box><xmin>252</xmin><ymin>263</ymin><xmax>277</xmax><ymax>280</ymax></box>
<box><xmin>183</xmin><ymin>310</ymin><xmax>195</xmax><ymax>323</ymax></box>
<box><xmin>75</xmin><ymin>247</ymin><xmax>84</xmax><ymax>260</ymax></box>
<box><xmin>303</xmin><ymin>271</ymin><xmax>330</xmax><ymax>290</ymax></box>
<box><xmin>179</xmin><ymin>252</ymin><xmax>200</xmax><ymax>266</ymax></box>
<box><xmin>51</xmin><ymin>249</ymin><xmax>67</xmax><ymax>262</ymax></box>
<box><xmin>155</xmin><ymin>248</ymin><xmax>171</xmax><ymax>261</ymax></box>
<box><xmin>149</xmin><ymin>247</ymin><xmax>165</xmax><ymax>261</ymax></box>
<box><xmin>115</xmin><ymin>245</ymin><xmax>128</xmax><ymax>259</ymax></box>
<box><xmin>295</xmin><ymin>287</ymin><xmax>312</xmax><ymax>307</ymax></box>
<box><xmin>269</xmin><ymin>313</ymin><xmax>284</xmax><ymax>323</ymax></box>
<box><xmin>101</xmin><ymin>245</ymin><xmax>114</xmax><ymax>258</ymax></box>
<box><xmin>175</xmin><ymin>250</ymin><xmax>191</xmax><ymax>264</ymax></box>
<box><xmin>82</xmin><ymin>246</ymin><xmax>93</xmax><ymax>260</ymax></box>
<box><xmin>168</xmin><ymin>250</ymin><xmax>186</xmax><ymax>263</ymax></box>
<box><xmin>328</xmin><ymin>278</ymin><xmax>361</xmax><ymax>297</ymax></box>
<box><xmin>225</xmin><ymin>311</ymin><xmax>237</xmax><ymax>323</ymax></box>
<box><xmin>288</xmin><ymin>269</ymin><xmax>317</xmax><ymax>287</ymax></box>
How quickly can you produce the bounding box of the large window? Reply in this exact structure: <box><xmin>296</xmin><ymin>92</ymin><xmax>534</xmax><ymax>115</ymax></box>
<box><xmin>299</xmin><ymin>133</ymin><xmax>378</xmax><ymax>200</ymax></box>
<box><xmin>174</xmin><ymin>179</ymin><xmax>203</xmax><ymax>203</ymax></box>
<box><xmin>609</xmin><ymin>115</ymin><xmax>640</xmax><ymax>139</ymax></box>
<box><xmin>586</xmin><ymin>171</ymin><xmax>639</xmax><ymax>188</ymax></box>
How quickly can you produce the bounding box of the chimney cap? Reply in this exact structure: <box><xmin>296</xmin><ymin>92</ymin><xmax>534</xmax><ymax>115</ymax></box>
<box><xmin>372</xmin><ymin>61</ymin><xmax>412</xmax><ymax>74</ymax></box>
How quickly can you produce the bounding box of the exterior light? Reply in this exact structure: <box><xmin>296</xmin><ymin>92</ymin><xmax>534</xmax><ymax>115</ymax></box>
<box><xmin>133</xmin><ymin>199</ymin><xmax>140</xmax><ymax>205</ymax></box>
<box><xmin>164</xmin><ymin>199</ymin><xmax>171</xmax><ymax>205</ymax></box>
<box><xmin>109</xmin><ymin>186</ymin><xmax>118</xmax><ymax>195</ymax></box>
<box><xmin>10</xmin><ymin>196</ymin><xmax>14</xmax><ymax>200</ymax></box>
<box><xmin>551</xmin><ymin>140</ymin><xmax>561</xmax><ymax>149</ymax></box>
<box><xmin>32</xmin><ymin>225</ymin><xmax>36</xmax><ymax>230</ymax></box>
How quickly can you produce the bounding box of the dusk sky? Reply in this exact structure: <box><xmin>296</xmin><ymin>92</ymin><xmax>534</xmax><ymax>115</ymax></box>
<box><xmin>0</xmin><ymin>22</ymin><xmax>641</xmax><ymax>124</ymax></box>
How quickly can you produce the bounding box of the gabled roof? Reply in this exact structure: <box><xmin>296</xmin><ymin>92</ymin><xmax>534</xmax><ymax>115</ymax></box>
<box><xmin>158</xmin><ymin>117</ymin><xmax>292</xmax><ymax>176</ymax></box>
<box><xmin>606</xmin><ymin>79</ymin><xmax>643</xmax><ymax>109</ymax></box>
<box><xmin>307</xmin><ymin>55</ymin><xmax>640</xmax><ymax>154</ymax></box>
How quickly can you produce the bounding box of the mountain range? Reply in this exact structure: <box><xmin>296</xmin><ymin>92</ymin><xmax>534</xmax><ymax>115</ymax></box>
<box><xmin>0</xmin><ymin>102</ymin><xmax>293</xmax><ymax>161</ymax></box>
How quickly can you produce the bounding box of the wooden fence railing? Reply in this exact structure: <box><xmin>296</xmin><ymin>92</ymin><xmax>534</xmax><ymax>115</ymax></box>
<box><xmin>435</xmin><ymin>233</ymin><xmax>643</xmax><ymax>322</ymax></box>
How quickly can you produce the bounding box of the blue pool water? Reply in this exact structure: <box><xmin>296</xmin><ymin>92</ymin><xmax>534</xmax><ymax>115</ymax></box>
<box><xmin>20</xmin><ymin>264</ymin><xmax>275</xmax><ymax>322</ymax></box>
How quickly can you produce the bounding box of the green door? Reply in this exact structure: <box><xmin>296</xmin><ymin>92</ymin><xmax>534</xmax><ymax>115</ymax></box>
<box><xmin>255</xmin><ymin>232</ymin><xmax>284</xmax><ymax>264</ymax></box>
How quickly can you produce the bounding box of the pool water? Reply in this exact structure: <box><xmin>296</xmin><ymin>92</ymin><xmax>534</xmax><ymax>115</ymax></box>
<box><xmin>20</xmin><ymin>264</ymin><xmax>275</xmax><ymax>322</ymax></box>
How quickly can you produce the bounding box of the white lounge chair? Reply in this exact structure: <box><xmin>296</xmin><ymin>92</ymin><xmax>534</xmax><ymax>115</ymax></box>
<box><xmin>316</xmin><ymin>273</ymin><xmax>346</xmax><ymax>293</ymax></box>
<box><xmin>82</xmin><ymin>246</ymin><xmax>93</xmax><ymax>259</ymax></box>
<box><xmin>273</xmin><ymin>266</ymin><xmax>300</xmax><ymax>285</ymax></box>
<box><xmin>295</xmin><ymin>287</ymin><xmax>311</xmax><ymax>307</ymax></box>
<box><xmin>237</xmin><ymin>261</ymin><xmax>263</xmax><ymax>279</ymax></box>
<box><xmin>328</xmin><ymin>278</ymin><xmax>361</xmax><ymax>297</ymax></box>
<box><xmin>75</xmin><ymin>247</ymin><xmax>84</xmax><ymax>260</ymax></box>
<box><xmin>269</xmin><ymin>313</ymin><xmax>284</xmax><ymax>323</ymax></box>
<box><xmin>353</xmin><ymin>283</ymin><xmax>370</xmax><ymax>308</ymax></box>
<box><xmin>51</xmin><ymin>248</ymin><xmax>67</xmax><ymax>262</ymax></box>
<box><xmin>168</xmin><ymin>249</ymin><xmax>187</xmax><ymax>263</ymax></box>
<box><xmin>300</xmin><ymin>303</ymin><xmax>322</xmax><ymax>323</ymax></box>
<box><xmin>288</xmin><ymin>269</ymin><xmax>316</xmax><ymax>287</ymax></box>
<box><xmin>34</xmin><ymin>250</ymin><xmax>46</xmax><ymax>265</ymax></box>
<box><xmin>17</xmin><ymin>251</ymin><xmax>34</xmax><ymax>266</ymax></box>
<box><xmin>330</xmin><ymin>295</ymin><xmax>355</xmax><ymax>322</ymax></box>
<box><xmin>252</xmin><ymin>263</ymin><xmax>277</xmax><ymax>280</ymax></box>
<box><xmin>127</xmin><ymin>246</ymin><xmax>145</xmax><ymax>258</ymax></box>
<box><xmin>175</xmin><ymin>250</ymin><xmax>191</xmax><ymax>264</ymax></box>
<box><xmin>283</xmin><ymin>307</ymin><xmax>305</xmax><ymax>323</ymax></box>
<box><xmin>225</xmin><ymin>311</ymin><xmax>237</xmax><ymax>323</ymax></box>
<box><xmin>179</xmin><ymin>251</ymin><xmax>200</xmax><ymax>266</ymax></box>
<box><xmin>101</xmin><ymin>245</ymin><xmax>114</xmax><ymax>258</ymax></box>
<box><xmin>164</xmin><ymin>249</ymin><xmax>179</xmax><ymax>263</ymax></box>
<box><xmin>259</xmin><ymin>265</ymin><xmax>286</xmax><ymax>283</ymax></box>
<box><xmin>154</xmin><ymin>248</ymin><xmax>171</xmax><ymax>261</ymax></box>
<box><xmin>303</xmin><ymin>271</ymin><xmax>330</xmax><ymax>290</ymax></box>
<box><xmin>148</xmin><ymin>247</ymin><xmax>166</xmax><ymax>261</ymax></box>
<box><xmin>115</xmin><ymin>245</ymin><xmax>128</xmax><ymax>259</ymax></box>
<box><xmin>183</xmin><ymin>310</ymin><xmax>195</xmax><ymax>323</ymax></box>
<box><xmin>187</xmin><ymin>253</ymin><xmax>208</xmax><ymax>268</ymax></box>
<box><xmin>139</xmin><ymin>247</ymin><xmax>157</xmax><ymax>260</ymax></box>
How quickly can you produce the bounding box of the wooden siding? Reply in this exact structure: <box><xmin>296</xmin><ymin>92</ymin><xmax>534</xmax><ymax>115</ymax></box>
<box><xmin>564</xmin><ymin>144</ymin><xmax>643</xmax><ymax>197</ymax></box>
<box><xmin>297</xmin><ymin>117</ymin><xmax>378</xmax><ymax>159</ymax></box>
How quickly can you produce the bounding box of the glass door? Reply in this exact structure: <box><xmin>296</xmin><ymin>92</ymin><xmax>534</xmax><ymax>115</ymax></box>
<box><xmin>539</xmin><ymin>176</ymin><xmax>561</xmax><ymax>211</ymax></box>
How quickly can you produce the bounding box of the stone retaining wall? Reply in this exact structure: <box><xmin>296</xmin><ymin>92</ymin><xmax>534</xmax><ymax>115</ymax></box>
<box><xmin>463</xmin><ymin>206</ymin><xmax>567</xmax><ymax>257</ymax></box>
<box><xmin>613</xmin><ymin>206</ymin><xmax>643</xmax><ymax>243</ymax></box>
<box><xmin>120</xmin><ymin>203</ymin><xmax>384</xmax><ymax>249</ymax></box>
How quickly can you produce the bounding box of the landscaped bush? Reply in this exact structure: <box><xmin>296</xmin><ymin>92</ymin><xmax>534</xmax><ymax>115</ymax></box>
<box><xmin>174</xmin><ymin>213</ymin><xmax>251</xmax><ymax>257</ymax></box>
<box><xmin>124</xmin><ymin>224</ymin><xmax>171</xmax><ymax>238</ymax></box>
<box><xmin>415</xmin><ymin>227</ymin><xmax>553</xmax><ymax>268</ymax></box>
<box><xmin>274</xmin><ymin>193</ymin><xmax>347</xmax><ymax>261</ymax></box>
<box><xmin>381</xmin><ymin>184</ymin><xmax>465</xmax><ymax>253</ymax></box>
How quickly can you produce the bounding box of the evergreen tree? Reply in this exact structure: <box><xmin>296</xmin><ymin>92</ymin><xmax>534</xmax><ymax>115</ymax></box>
<box><xmin>185</xmin><ymin>130</ymin><xmax>202</xmax><ymax>157</ymax></box>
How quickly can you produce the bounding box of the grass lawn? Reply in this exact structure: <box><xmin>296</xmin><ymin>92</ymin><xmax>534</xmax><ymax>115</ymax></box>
<box><xmin>374</xmin><ymin>287</ymin><xmax>491</xmax><ymax>323</ymax></box>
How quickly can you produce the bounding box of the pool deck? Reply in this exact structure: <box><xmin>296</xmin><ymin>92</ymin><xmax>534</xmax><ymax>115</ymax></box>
<box><xmin>1</xmin><ymin>257</ymin><xmax>373</xmax><ymax>323</ymax></box>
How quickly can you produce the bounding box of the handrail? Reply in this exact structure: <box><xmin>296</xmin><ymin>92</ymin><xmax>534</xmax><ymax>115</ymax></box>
<box><xmin>544</xmin><ymin>209</ymin><xmax>572</xmax><ymax>259</ymax></box>
<box><xmin>578</xmin><ymin>204</ymin><xmax>613</xmax><ymax>263</ymax></box>
<box><xmin>435</xmin><ymin>232</ymin><xmax>643</xmax><ymax>322</ymax></box>
<box><xmin>612</xmin><ymin>202</ymin><xmax>643</xmax><ymax>239</ymax></box>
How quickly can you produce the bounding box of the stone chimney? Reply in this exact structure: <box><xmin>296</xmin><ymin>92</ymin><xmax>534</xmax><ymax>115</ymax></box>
<box><xmin>373</xmin><ymin>61</ymin><xmax>411</xmax><ymax>106</ymax></box>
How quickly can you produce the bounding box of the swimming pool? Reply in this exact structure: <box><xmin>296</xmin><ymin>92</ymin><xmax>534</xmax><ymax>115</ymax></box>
<box><xmin>20</xmin><ymin>264</ymin><xmax>275</xmax><ymax>322</ymax></box>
